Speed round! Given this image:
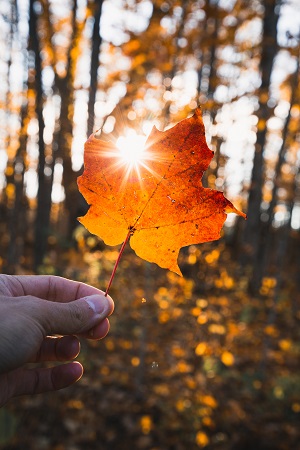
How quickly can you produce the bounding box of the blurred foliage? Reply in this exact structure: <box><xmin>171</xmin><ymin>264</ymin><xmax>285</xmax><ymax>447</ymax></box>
<box><xmin>0</xmin><ymin>0</ymin><xmax>300</xmax><ymax>448</ymax></box>
<box><xmin>1</xmin><ymin>229</ymin><xmax>300</xmax><ymax>449</ymax></box>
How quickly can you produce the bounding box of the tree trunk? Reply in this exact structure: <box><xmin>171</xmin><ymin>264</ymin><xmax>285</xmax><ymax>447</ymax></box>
<box><xmin>241</xmin><ymin>0</ymin><xmax>279</xmax><ymax>271</ymax></box>
<box><xmin>6</xmin><ymin>108</ymin><xmax>28</xmax><ymax>273</ymax></box>
<box><xmin>250</xmin><ymin>51</ymin><xmax>299</xmax><ymax>293</ymax></box>
<box><xmin>87</xmin><ymin>0</ymin><xmax>104</xmax><ymax>137</ymax></box>
<box><xmin>4</xmin><ymin>0</ymin><xmax>29</xmax><ymax>273</ymax></box>
<box><xmin>55</xmin><ymin>0</ymin><xmax>83</xmax><ymax>236</ymax></box>
<box><xmin>197</xmin><ymin>0</ymin><xmax>220</xmax><ymax>187</ymax></box>
<box><xmin>28</xmin><ymin>0</ymin><xmax>54</xmax><ymax>270</ymax></box>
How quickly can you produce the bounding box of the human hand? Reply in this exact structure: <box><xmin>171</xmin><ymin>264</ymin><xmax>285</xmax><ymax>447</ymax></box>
<box><xmin>0</xmin><ymin>274</ymin><xmax>114</xmax><ymax>407</ymax></box>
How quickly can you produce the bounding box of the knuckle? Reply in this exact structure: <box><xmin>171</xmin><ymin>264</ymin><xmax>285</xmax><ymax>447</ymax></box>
<box><xmin>68</xmin><ymin>303</ymin><xmax>89</xmax><ymax>330</ymax></box>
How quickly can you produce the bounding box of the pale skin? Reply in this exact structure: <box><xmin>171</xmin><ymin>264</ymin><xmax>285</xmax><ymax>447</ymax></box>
<box><xmin>0</xmin><ymin>274</ymin><xmax>114</xmax><ymax>407</ymax></box>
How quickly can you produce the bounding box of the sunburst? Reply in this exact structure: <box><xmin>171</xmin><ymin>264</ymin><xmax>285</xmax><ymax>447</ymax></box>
<box><xmin>94</xmin><ymin>126</ymin><xmax>167</xmax><ymax>191</ymax></box>
<box><xmin>116</xmin><ymin>129</ymin><xmax>147</xmax><ymax>171</ymax></box>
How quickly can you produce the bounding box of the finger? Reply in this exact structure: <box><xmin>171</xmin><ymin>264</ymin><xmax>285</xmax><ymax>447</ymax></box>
<box><xmin>81</xmin><ymin>317</ymin><xmax>110</xmax><ymax>340</ymax></box>
<box><xmin>11</xmin><ymin>362</ymin><xmax>83</xmax><ymax>397</ymax></box>
<box><xmin>30</xmin><ymin>336</ymin><xmax>80</xmax><ymax>363</ymax></box>
<box><xmin>1</xmin><ymin>274</ymin><xmax>110</xmax><ymax>303</ymax></box>
<box><xmin>39</xmin><ymin>295</ymin><xmax>113</xmax><ymax>336</ymax></box>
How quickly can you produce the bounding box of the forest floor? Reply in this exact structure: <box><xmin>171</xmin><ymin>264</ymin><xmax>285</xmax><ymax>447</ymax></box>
<box><xmin>1</xmin><ymin>234</ymin><xmax>300</xmax><ymax>450</ymax></box>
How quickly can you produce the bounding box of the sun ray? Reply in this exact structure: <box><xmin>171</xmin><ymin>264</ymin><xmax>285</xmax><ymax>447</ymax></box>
<box><xmin>90</xmin><ymin>126</ymin><xmax>176</xmax><ymax>196</ymax></box>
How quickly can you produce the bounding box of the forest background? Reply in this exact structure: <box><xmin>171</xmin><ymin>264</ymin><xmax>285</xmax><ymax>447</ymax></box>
<box><xmin>0</xmin><ymin>0</ymin><xmax>300</xmax><ymax>449</ymax></box>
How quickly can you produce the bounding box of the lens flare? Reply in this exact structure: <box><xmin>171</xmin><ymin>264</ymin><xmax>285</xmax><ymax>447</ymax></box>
<box><xmin>98</xmin><ymin>126</ymin><xmax>163</xmax><ymax>192</ymax></box>
<box><xmin>116</xmin><ymin>129</ymin><xmax>147</xmax><ymax>170</ymax></box>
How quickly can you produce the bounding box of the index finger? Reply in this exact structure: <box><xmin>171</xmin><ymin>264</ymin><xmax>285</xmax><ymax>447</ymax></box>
<box><xmin>1</xmin><ymin>274</ymin><xmax>106</xmax><ymax>302</ymax></box>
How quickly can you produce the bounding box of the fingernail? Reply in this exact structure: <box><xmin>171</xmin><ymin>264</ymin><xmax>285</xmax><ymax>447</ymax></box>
<box><xmin>84</xmin><ymin>294</ymin><xmax>109</xmax><ymax>315</ymax></box>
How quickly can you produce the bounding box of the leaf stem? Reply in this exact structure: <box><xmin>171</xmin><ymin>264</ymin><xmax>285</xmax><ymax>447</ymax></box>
<box><xmin>105</xmin><ymin>230</ymin><xmax>131</xmax><ymax>296</ymax></box>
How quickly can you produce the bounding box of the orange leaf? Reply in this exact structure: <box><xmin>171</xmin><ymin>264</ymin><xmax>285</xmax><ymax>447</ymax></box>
<box><xmin>77</xmin><ymin>108</ymin><xmax>246</xmax><ymax>275</ymax></box>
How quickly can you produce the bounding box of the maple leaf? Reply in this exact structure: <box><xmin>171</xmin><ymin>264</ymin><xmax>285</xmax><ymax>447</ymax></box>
<box><xmin>77</xmin><ymin>108</ymin><xmax>246</xmax><ymax>280</ymax></box>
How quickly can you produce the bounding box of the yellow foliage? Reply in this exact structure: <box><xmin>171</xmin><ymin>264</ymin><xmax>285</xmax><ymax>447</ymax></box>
<box><xmin>291</xmin><ymin>103</ymin><xmax>300</xmax><ymax>116</ymax></box>
<box><xmin>65</xmin><ymin>399</ymin><xmax>84</xmax><ymax>410</ymax></box>
<box><xmin>217</xmin><ymin>294</ymin><xmax>227</xmax><ymax>304</ymax></box>
<box><xmin>100</xmin><ymin>366</ymin><xmax>110</xmax><ymax>376</ymax></box>
<box><xmin>185</xmin><ymin>377</ymin><xmax>196</xmax><ymax>389</ymax></box>
<box><xmin>208</xmin><ymin>324</ymin><xmax>226</xmax><ymax>335</ymax></box>
<box><xmin>257</xmin><ymin>119</ymin><xmax>266</xmax><ymax>131</ymax></box>
<box><xmin>259</xmin><ymin>92</ymin><xmax>269</xmax><ymax>103</ymax></box>
<box><xmin>191</xmin><ymin>307</ymin><xmax>202</xmax><ymax>316</ymax></box>
<box><xmin>196</xmin><ymin>298</ymin><xmax>208</xmax><ymax>308</ymax></box>
<box><xmin>195</xmin><ymin>342</ymin><xmax>207</xmax><ymax>356</ymax></box>
<box><xmin>228</xmin><ymin>322</ymin><xmax>239</xmax><ymax>336</ymax></box>
<box><xmin>5</xmin><ymin>166</ymin><xmax>14</xmax><ymax>177</ymax></box>
<box><xmin>209</xmin><ymin>311</ymin><xmax>221</xmax><ymax>322</ymax></box>
<box><xmin>278</xmin><ymin>339</ymin><xmax>292</xmax><ymax>351</ymax></box>
<box><xmin>208</xmin><ymin>174</ymin><xmax>216</xmax><ymax>186</ymax></box>
<box><xmin>259</xmin><ymin>286</ymin><xmax>269</xmax><ymax>295</ymax></box>
<box><xmin>123</xmin><ymin>39</ymin><xmax>141</xmax><ymax>54</ymax></box>
<box><xmin>195</xmin><ymin>431</ymin><xmax>210</xmax><ymax>447</ymax></box>
<box><xmin>70</xmin><ymin>45</ymin><xmax>80</xmax><ymax>62</ymax></box>
<box><xmin>162</xmin><ymin>61</ymin><xmax>173</xmax><ymax>72</ymax></box>
<box><xmin>86</xmin><ymin>236</ymin><xmax>97</xmax><ymax>247</ymax></box>
<box><xmin>292</xmin><ymin>403</ymin><xmax>300</xmax><ymax>413</ymax></box>
<box><xmin>172</xmin><ymin>307</ymin><xmax>183</xmax><ymax>319</ymax></box>
<box><xmin>202</xmin><ymin>416</ymin><xmax>214</xmax><ymax>427</ymax></box>
<box><xmin>131</xmin><ymin>357</ymin><xmax>140</xmax><ymax>367</ymax></box>
<box><xmin>135</xmin><ymin>287</ymin><xmax>145</xmax><ymax>298</ymax></box>
<box><xmin>197</xmin><ymin>313</ymin><xmax>208</xmax><ymax>325</ymax></box>
<box><xmin>153</xmin><ymin>384</ymin><xmax>170</xmax><ymax>396</ymax></box>
<box><xmin>214</xmin><ymin>279</ymin><xmax>223</xmax><ymax>288</ymax></box>
<box><xmin>201</xmin><ymin>395</ymin><xmax>218</xmax><ymax>409</ymax></box>
<box><xmin>264</xmin><ymin>325</ymin><xmax>279</xmax><ymax>337</ymax></box>
<box><xmin>176</xmin><ymin>399</ymin><xmax>187</xmax><ymax>412</ymax></box>
<box><xmin>121</xmin><ymin>340</ymin><xmax>132</xmax><ymax>350</ymax></box>
<box><xmin>221</xmin><ymin>351</ymin><xmax>235</xmax><ymax>366</ymax></box>
<box><xmin>262</xmin><ymin>277</ymin><xmax>277</xmax><ymax>288</ymax></box>
<box><xmin>159</xmin><ymin>299</ymin><xmax>169</xmax><ymax>309</ymax></box>
<box><xmin>273</xmin><ymin>386</ymin><xmax>284</xmax><ymax>399</ymax></box>
<box><xmin>105</xmin><ymin>250</ymin><xmax>120</xmax><ymax>262</ymax></box>
<box><xmin>183</xmin><ymin>279</ymin><xmax>194</xmax><ymax>299</ymax></box>
<box><xmin>155</xmin><ymin>286</ymin><xmax>168</xmax><ymax>300</ymax></box>
<box><xmin>6</xmin><ymin>183</ymin><xmax>15</xmax><ymax>201</ymax></box>
<box><xmin>197</xmin><ymin>407</ymin><xmax>212</xmax><ymax>417</ymax></box>
<box><xmin>223</xmin><ymin>275</ymin><xmax>234</xmax><ymax>289</ymax></box>
<box><xmin>158</xmin><ymin>311</ymin><xmax>170</xmax><ymax>323</ymax></box>
<box><xmin>167</xmin><ymin>272</ymin><xmax>181</xmax><ymax>284</ymax></box>
<box><xmin>177</xmin><ymin>398</ymin><xmax>192</xmax><ymax>412</ymax></box>
<box><xmin>205</xmin><ymin>249</ymin><xmax>220</xmax><ymax>264</ymax></box>
<box><xmin>140</xmin><ymin>415</ymin><xmax>152</xmax><ymax>434</ymax></box>
<box><xmin>132</xmin><ymin>54</ymin><xmax>147</xmax><ymax>67</ymax></box>
<box><xmin>105</xmin><ymin>339</ymin><xmax>115</xmax><ymax>351</ymax></box>
<box><xmin>215</xmin><ymin>271</ymin><xmax>234</xmax><ymax>289</ymax></box>
<box><xmin>172</xmin><ymin>345</ymin><xmax>185</xmax><ymax>358</ymax></box>
<box><xmin>27</xmin><ymin>88</ymin><xmax>36</xmax><ymax>100</ymax></box>
<box><xmin>177</xmin><ymin>360</ymin><xmax>191</xmax><ymax>373</ymax></box>
<box><xmin>188</xmin><ymin>253</ymin><xmax>197</xmax><ymax>264</ymax></box>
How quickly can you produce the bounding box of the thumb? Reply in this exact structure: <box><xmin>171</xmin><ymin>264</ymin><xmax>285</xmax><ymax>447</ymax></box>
<box><xmin>39</xmin><ymin>294</ymin><xmax>114</xmax><ymax>336</ymax></box>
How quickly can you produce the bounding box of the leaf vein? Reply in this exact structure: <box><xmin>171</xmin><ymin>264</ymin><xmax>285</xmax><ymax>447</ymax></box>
<box><xmin>132</xmin><ymin>129</ymin><xmax>194</xmax><ymax>227</ymax></box>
